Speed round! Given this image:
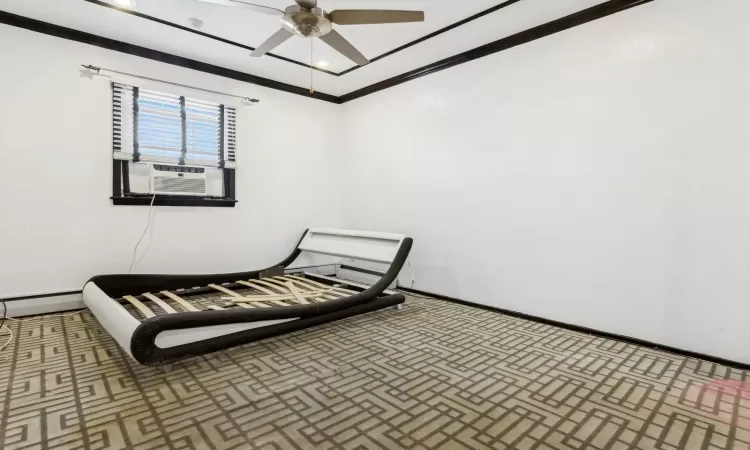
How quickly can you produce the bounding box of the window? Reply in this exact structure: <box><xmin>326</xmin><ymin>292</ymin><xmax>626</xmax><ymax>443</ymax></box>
<box><xmin>111</xmin><ymin>83</ymin><xmax>237</xmax><ymax>207</ymax></box>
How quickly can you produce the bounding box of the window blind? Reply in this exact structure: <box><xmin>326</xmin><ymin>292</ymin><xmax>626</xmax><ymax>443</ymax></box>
<box><xmin>112</xmin><ymin>83</ymin><xmax>236</xmax><ymax>168</ymax></box>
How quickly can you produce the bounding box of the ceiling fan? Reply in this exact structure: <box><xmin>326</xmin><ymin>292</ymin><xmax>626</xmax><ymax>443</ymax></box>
<box><xmin>197</xmin><ymin>0</ymin><xmax>425</xmax><ymax>66</ymax></box>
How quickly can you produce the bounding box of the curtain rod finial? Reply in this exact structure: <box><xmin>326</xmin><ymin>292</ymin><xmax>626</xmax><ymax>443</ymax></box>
<box><xmin>81</xmin><ymin>64</ymin><xmax>101</xmax><ymax>73</ymax></box>
<box><xmin>241</xmin><ymin>97</ymin><xmax>260</xmax><ymax>107</ymax></box>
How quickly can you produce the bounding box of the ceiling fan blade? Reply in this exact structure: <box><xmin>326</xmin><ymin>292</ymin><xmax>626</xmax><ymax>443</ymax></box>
<box><xmin>318</xmin><ymin>30</ymin><xmax>369</xmax><ymax>66</ymax></box>
<box><xmin>294</xmin><ymin>0</ymin><xmax>317</xmax><ymax>9</ymax></box>
<box><xmin>197</xmin><ymin>0</ymin><xmax>283</xmax><ymax>16</ymax></box>
<box><xmin>329</xmin><ymin>10</ymin><xmax>425</xmax><ymax>25</ymax></box>
<box><xmin>251</xmin><ymin>28</ymin><xmax>294</xmax><ymax>57</ymax></box>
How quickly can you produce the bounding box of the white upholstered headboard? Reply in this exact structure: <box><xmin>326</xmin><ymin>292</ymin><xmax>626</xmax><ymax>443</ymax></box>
<box><xmin>298</xmin><ymin>228</ymin><xmax>408</xmax><ymax>264</ymax></box>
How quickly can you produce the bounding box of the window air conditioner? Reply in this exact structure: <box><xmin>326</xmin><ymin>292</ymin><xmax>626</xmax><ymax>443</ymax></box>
<box><xmin>149</xmin><ymin>164</ymin><xmax>209</xmax><ymax>196</ymax></box>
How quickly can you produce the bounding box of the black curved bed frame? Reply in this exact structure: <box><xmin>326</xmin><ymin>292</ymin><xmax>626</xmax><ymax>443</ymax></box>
<box><xmin>84</xmin><ymin>229</ymin><xmax>413</xmax><ymax>366</ymax></box>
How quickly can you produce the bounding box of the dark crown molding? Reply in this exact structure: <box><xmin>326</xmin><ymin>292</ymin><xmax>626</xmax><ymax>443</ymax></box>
<box><xmin>83</xmin><ymin>0</ymin><xmax>339</xmax><ymax>76</ymax></box>
<box><xmin>336</xmin><ymin>0</ymin><xmax>523</xmax><ymax>77</ymax></box>
<box><xmin>338</xmin><ymin>0</ymin><xmax>654</xmax><ymax>103</ymax></box>
<box><xmin>0</xmin><ymin>9</ymin><xmax>339</xmax><ymax>103</ymax></box>
<box><xmin>84</xmin><ymin>0</ymin><xmax>524</xmax><ymax>78</ymax></box>
<box><xmin>0</xmin><ymin>0</ymin><xmax>652</xmax><ymax>104</ymax></box>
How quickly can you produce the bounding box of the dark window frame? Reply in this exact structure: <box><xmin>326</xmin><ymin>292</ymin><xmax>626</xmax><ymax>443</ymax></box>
<box><xmin>111</xmin><ymin>84</ymin><xmax>237</xmax><ymax>208</ymax></box>
<box><xmin>112</xmin><ymin>160</ymin><xmax>236</xmax><ymax>207</ymax></box>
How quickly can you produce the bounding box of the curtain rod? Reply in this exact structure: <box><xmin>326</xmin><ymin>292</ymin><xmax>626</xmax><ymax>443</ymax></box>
<box><xmin>81</xmin><ymin>65</ymin><xmax>260</xmax><ymax>105</ymax></box>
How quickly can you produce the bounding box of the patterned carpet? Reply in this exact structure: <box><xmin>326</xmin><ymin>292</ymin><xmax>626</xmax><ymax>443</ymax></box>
<box><xmin>1</xmin><ymin>295</ymin><xmax>749</xmax><ymax>449</ymax></box>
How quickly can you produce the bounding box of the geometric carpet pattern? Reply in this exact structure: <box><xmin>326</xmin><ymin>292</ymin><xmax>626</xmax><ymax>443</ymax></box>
<box><xmin>1</xmin><ymin>295</ymin><xmax>749</xmax><ymax>449</ymax></box>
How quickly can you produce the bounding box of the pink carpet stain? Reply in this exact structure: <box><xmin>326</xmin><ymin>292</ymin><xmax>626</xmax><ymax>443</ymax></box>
<box><xmin>683</xmin><ymin>380</ymin><xmax>750</xmax><ymax>429</ymax></box>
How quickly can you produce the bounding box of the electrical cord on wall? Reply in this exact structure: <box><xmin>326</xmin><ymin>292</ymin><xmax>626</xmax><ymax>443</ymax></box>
<box><xmin>0</xmin><ymin>300</ymin><xmax>6</xmax><ymax>336</ymax></box>
<box><xmin>0</xmin><ymin>300</ymin><xmax>8</xmax><ymax>361</ymax></box>
<box><xmin>0</xmin><ymin>300</ymin><xmax>13</xmax><ymax>361</ymax></box>
<box><xmin>128</xmin><ymin>194</ymin><xmax>157</xmax><ymax>274</ymax></box>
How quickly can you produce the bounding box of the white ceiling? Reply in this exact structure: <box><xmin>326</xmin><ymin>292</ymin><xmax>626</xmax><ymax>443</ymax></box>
<box><xmin>0</xmin><ymin>0</ymin><xmax>610</xmax><ymax>97</ymax></box>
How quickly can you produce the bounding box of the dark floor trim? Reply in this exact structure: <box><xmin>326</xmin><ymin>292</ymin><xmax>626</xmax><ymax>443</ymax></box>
<box><xmin>83</xmin><ymin>0</ymin><xmax>338</xmax><ymax>76</ymax></box>
<box><xmin>399</xmin><ymin>287</ymin><xmax>750</xmax><ymax>372</ymax></box>
<box><xmin>338</xmin><ymin>0</ymin><xmax>652</xmax><ymax>103</ymax></box>
<box><xmin>1</xmin><ymin>290</ymin><xmax>83</xmax><ymax>303</ymax></box>
<box><xmin>0</xmin><ymin>10</ymin><xmax>339</xmax><ymax>103</ymax></box>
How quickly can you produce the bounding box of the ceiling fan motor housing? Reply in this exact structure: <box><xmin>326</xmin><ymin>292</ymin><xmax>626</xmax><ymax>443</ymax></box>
<box><xmin>281</xmin><ymin>5</ymin><xmax>332</xmax><ymax>37</ymax></box>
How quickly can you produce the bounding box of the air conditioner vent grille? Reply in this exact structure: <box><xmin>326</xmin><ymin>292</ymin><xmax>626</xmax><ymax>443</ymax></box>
<box><xmin>154</xmin><ymin>177</ymin><xmax>207</xmax><ymax>194</ymax></box>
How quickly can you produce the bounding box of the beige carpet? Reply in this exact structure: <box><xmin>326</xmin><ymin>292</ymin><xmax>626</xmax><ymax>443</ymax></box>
<box><xmin>1</xmin><ymin>295</ymin><xmax>749</xmax><ymax>449</ymax></box>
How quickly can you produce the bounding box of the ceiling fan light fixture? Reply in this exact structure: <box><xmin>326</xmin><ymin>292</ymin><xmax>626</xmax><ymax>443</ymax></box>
<box><xmin>315</xmin><ymin>60</ymin><xmax>331</xmax><ymax>68</ymax></box>
<box><xmin>293</xmin><ymin>23</ymin><xmax>320</xmax><ymax>37</ymax></box>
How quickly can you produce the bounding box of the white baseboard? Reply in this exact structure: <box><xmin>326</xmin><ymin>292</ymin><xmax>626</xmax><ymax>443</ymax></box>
<box><xmin>3</xmin><ymin>293</ymin><xmax>85</xmax><ymax>318</ymax></box>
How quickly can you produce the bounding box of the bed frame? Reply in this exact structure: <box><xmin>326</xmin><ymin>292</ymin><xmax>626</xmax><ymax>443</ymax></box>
<box><xmin>83</xmin><ymin>228</ymin><xmax>413</xmax><ymax>366</ymax></box>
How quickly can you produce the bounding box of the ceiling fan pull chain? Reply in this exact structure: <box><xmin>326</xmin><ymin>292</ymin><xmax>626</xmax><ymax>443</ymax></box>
<box><xmin>309</xmin><ymin>38</ymin><xmax>314</xmax><ymax>94</ymax></box>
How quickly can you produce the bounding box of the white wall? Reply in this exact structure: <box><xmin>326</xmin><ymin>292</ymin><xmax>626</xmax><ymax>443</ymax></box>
<box><xmin>340</xmin><ymin>0</ymin><xmax>750</xmax><ymax>363</ymax></box>
<box><xmin>3</xmin><ymin>0</ymin><xmax>750</xmax><ymax>363</ymax></box>
<box><xmin>0</xmin><ymin>24</ymin><xmax>343</xmax><ymax>299</ymax></box>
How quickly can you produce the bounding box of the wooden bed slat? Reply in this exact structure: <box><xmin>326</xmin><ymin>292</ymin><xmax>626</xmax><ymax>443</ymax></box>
<box><xmin>257</xmin><ymin>278</ymin><xmax>309</xmax><ymax>305</ymax></box>
<box><xmin>273</xmin><ymin>276</ymin><xmax>334</xmax><ymax>300</ymax></box>
<box><xmin>208</xmin><ymin>284</ymin><xmax>287</xmax><ymax>307</ymax></box>
<box><xmin>207</xmin><ymin>305</ymin><xmax>225</xmax><ymax>310</ymax></box>
<box><xmin>221</xmin><ymin>292</ymin><xmax>327</xmax><ymax>302</ymax></box>
<box><xmin>253</xmin><ymin>279</ymin><xmax>290</xmax><ymax>294</ymax></box>
<box><xmin>209</xmin><ymin>284</ymin><xmax>242</xmax><ymax>297</ymax></box>
<box><xmin>263</xmin><ymin>278</ymin><xmax>332</xmax><ymax>299</ymax></box>
<box><xmin>290</xmin><ymin>275</ymin><xmax>359</xmax><ymax>295</ymax></box>
<box><xmin>286</xmin><ymin>282</ymin><xmax>310</xmax><ymax>304</ymax></box>
<box><xmin>284</xmin><ymin>274</ymin><xmax>346</xmax><ymax>291</ymax></box>
<box><xmin>142</xmin><ymin>293</ymin><xmax>178</xmax><ymax>314</ymax></box>
<box><xmin>263</xmin><ymin>278</ymin><xmax>294</xmax><ymax>289</ymax></box>
<box><xmin>274</xmin><ymin>275</ymin><xmax>325</xmax><ymax>292</ymax></box>
<box><xmin>275</xmin><ymin>276</ymin><xmax>344</xmax><ymax>302</ymax></box>
<box><xmin>278</xmin><ymin>276</ymin><xmax>352</xmax><ymax>298</ymax></box>
<box><xmin>235</xmin><ymin>280</ymin><xmax>299</xmax><ymax>306</ymax></box>
<box><xmin>160</xmin><ymin>291</ymin><xmax>201</xmax><ymax>312</ymax></box>
<box><xmin>236</xmin><ymin>280</ymin><xmax>277</xmax><ymax>295</ymax></box>
<box><xmin>234</xmin><ymin>299</ymin><xmax>272</xmax><ymax>307</ymax></box>
<box><xmin>123</xmin><ymin>295</ymin><xmax>156</xmax><ymax>319</ymax></box>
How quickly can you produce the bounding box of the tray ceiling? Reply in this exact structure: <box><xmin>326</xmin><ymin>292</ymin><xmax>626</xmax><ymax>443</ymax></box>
<box><xmin>0</xmin><ymin>0</ymin><xmax>614</xmax><ymax>97</ymax></box>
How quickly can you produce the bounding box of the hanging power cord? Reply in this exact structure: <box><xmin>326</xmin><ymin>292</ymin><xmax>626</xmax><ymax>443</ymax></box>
<box><xmin>0</xmin><ymin>300</ymin><xmax>8</xmax><ymax>359</ymax></box>
<box><xmin>0</xmin><ymin>300</ymin><xmax>6</xmax><ymax>334</ymax></box>
<box><xmin>128</xmin><ymin>193</ymin><xmax>157</xmax><ymax>274</ymax></box>
<box><xmin>395</xmin><ymin>260</ymin><xmax>435</xmax><ymax>299</ymax></box>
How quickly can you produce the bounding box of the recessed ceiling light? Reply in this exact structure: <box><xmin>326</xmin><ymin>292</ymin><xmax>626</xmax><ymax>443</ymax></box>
<box><xmin>189</xmin><ymin>17</ymin><xmax>205</xmax><ymax>29</ymax></box>
<box><xmin>315</xmin><ymin>60</ymin><xmax>331</xmax><ymax>68</ymax></box>
<box><xmin>112</xmin><ymin>0</ymin><xmax>135</xmax><ymax>7</ymax></box>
